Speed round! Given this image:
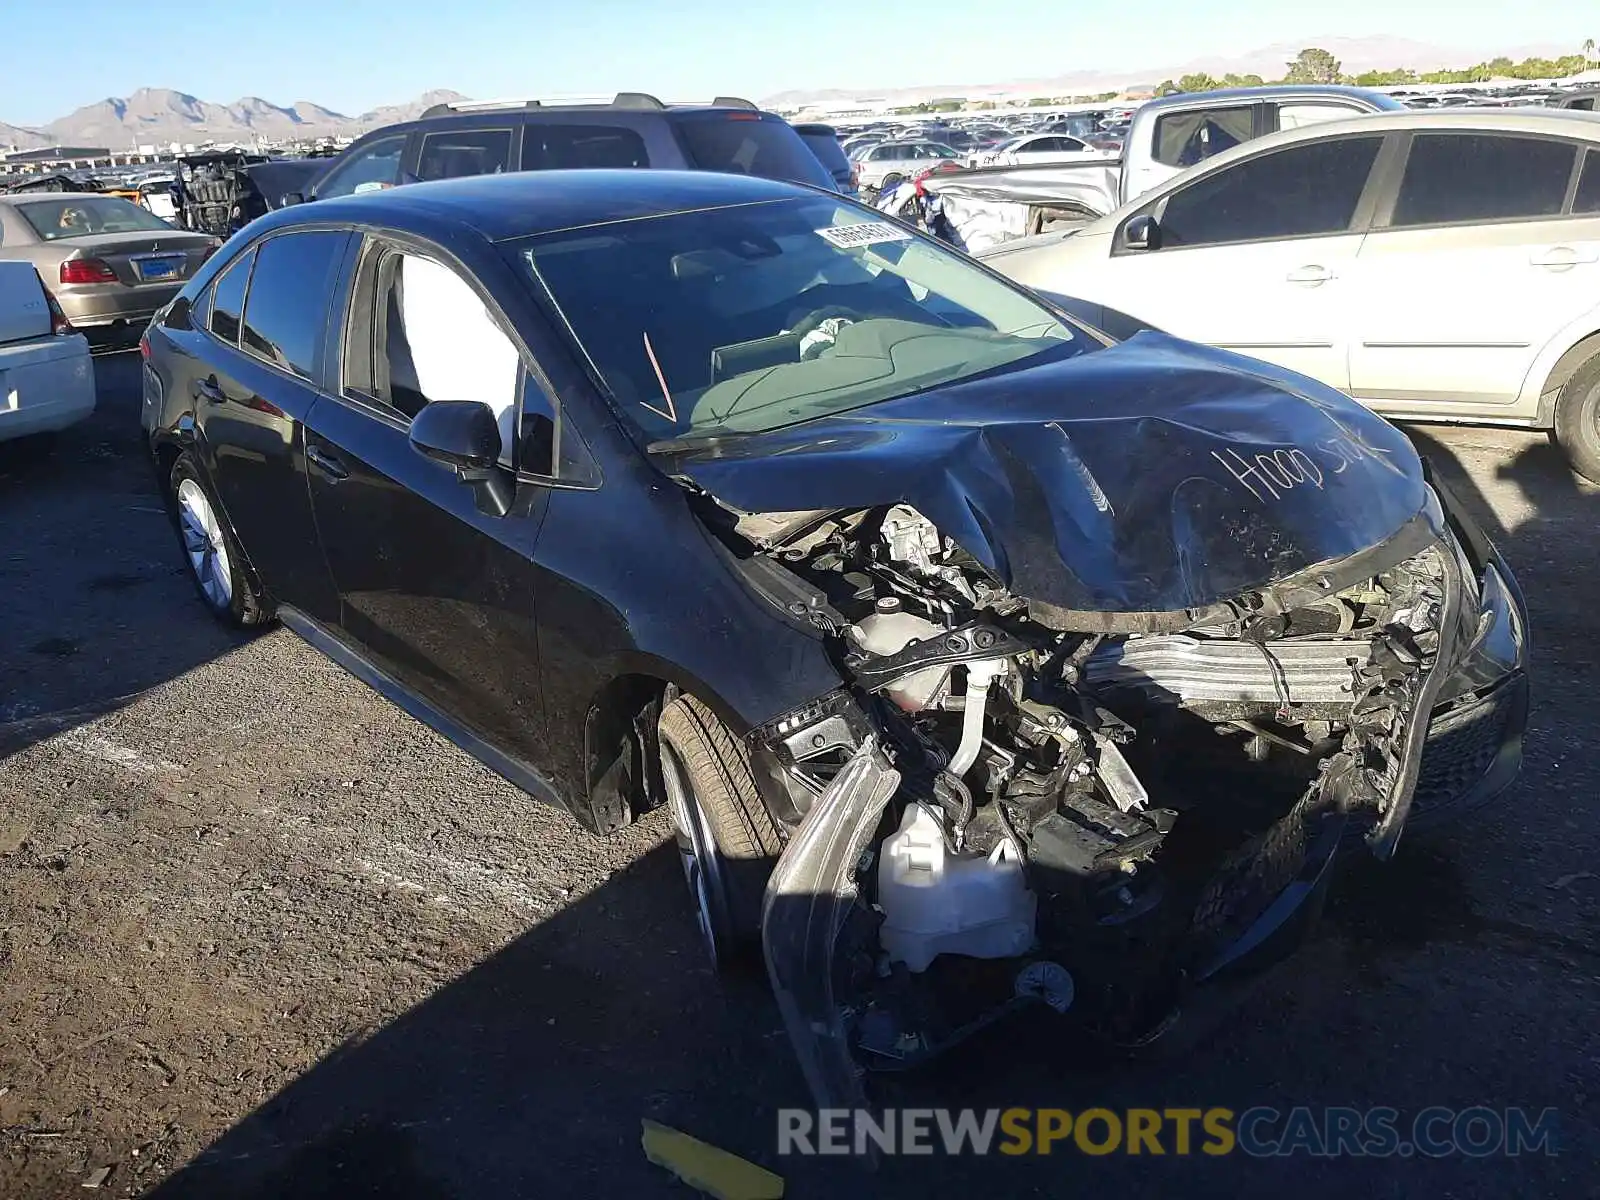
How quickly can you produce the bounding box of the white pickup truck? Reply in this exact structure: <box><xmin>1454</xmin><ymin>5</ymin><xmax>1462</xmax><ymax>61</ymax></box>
<box><xmin>927</xmin><ymin>85</ymin><xmax>1403</xmax><ymax>251</ymax></box>
<box><xmin>0</xmin><ymin>261</ymin><xmax>96</xmax><ymax>445</ymax></box>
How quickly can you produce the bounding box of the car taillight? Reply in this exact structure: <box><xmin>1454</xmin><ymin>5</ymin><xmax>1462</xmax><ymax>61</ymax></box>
<box><xmin>851</xmin><ymin>162</ymin><xmax>860</xmax><ymax>188</ymax></box>
<box><xmin>60</xmin><ymin>258</ymin><xmax>117</xmax><ymax>284</ymax></box>
<box><xmin>44</xmin><ymin>289</ymin><xmax>74</xmax><ymax>335</ymax></box>
<box><xmin>139</xmin><ymin>331</ymin><xmax>151</xmax><ymax>360</ymax></box>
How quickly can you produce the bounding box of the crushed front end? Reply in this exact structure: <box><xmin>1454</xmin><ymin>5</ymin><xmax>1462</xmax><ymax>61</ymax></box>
<box><xmin>744</xmin><ymin>495</ymin><xmax>1525</xmax><ymax>1110</ymax></box>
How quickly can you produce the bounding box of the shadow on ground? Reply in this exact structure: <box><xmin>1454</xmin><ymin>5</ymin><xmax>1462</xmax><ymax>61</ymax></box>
<box><xmin>0</xmin><ymin>354</ymin><xmax>250</xmax><ymax>759</ymax></box>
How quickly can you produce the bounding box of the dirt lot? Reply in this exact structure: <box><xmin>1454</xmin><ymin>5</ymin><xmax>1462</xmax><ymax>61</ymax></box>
<box><xmin>2</xmin><ymin>354</ymin><xmax>1597</xmax><ymax>1198</ymax></box>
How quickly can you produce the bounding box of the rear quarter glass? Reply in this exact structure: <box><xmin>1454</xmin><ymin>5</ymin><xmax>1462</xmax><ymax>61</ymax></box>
<box><xmin>672</xmin><ymin>114</ymin><xmax>835</xmax><ymax>189</ymax></box>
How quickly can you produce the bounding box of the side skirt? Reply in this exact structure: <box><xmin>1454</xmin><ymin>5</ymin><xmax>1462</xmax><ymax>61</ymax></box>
<box><xmin>277</xmin><ymin>605</ymin><xmax>568</xmax><ymax>813</ymax></box>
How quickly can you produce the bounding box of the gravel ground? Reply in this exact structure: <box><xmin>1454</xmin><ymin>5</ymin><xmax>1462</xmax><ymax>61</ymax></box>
<box><xmin>1</xmin><ymin>355</ymin><xmax>1596</xmax><ymax>1198</ymax></box>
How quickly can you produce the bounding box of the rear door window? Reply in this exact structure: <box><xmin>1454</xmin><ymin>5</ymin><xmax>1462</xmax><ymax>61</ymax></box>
<box><xmin>671</xmin><ymin>114</ymin><xmax>834</xmax><ymax>188</ymax></box>
<box><xmin>238</xmin><ymin>231</ymin><xmax>351</xmax><ymax>380</ymax></box>
<box><xmin>416</xmin><ymin>129</ymin><xmax>514</xmax><ymax>182</ymax></box>
<box><xmin>207</xmin><ymin>247</ymin><xmax>256</xmax><ymax>344</ymax></box>
<box><xmin>1391</xmin><ymin>134</ymin><xmax>1578</xmax><ymax>226</ymax></box>
<box><xmin>1156</xmin><ymin>134</ymin><xmax>1384</xmax><ymax>248</ymax></box>
<box><xmin>1153</xmin><ymin>105</ymin><xmax>1256</xmax><ymax>168</ymax></box>
<box><xmin>521</xmin><ymin>124</ymin><xmax>649</xmax><ymax>169</ymax></box>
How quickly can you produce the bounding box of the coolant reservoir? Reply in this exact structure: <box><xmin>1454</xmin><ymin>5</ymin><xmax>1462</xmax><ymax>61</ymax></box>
<box><xmin>852</xmin><ymin>600</ymin><xmax>947</xmax><ymax>711</ymax></box>
<box><xmin>877</xmin><ymin>804</ymin><xmax>1036</xmax><ymax>973</ymax></box>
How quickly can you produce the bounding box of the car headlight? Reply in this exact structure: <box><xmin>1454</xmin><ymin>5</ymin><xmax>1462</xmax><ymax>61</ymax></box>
<box><xmin>1437</xmin><ymin>562</ymin><xmax>1526</xmax><ymax>704</ymax></box>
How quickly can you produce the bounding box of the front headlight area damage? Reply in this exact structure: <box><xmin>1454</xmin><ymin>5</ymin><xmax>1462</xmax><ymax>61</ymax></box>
<box><xmin>740</xmin><ymin>501</ymin><xmax>1477</xmax><ymax>1108</ymax></box>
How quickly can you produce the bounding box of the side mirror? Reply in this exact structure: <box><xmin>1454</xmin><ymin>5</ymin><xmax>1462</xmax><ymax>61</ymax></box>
<box><xmin>409</xmin><ymin>400</ymin><xmax>513</xmax><ymax>516</ymax></box>
<box><xmin>1121</xmin><ymin>214</ymin><xmax>1160</xmax><ymax>252</ymax></box>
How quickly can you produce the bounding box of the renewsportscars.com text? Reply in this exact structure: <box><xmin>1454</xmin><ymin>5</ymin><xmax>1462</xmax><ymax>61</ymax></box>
<box><xmin>777</xmin><ymin>1106</ymin><xmax>1559</xmax><ymax>1158</ymax></box>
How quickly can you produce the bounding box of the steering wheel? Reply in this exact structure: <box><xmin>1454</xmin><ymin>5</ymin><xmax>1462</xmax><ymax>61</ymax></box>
<box><xmin>788</xmin><ymin>305</ymin><xmax>864</xmax><ymax>341</ymax></box>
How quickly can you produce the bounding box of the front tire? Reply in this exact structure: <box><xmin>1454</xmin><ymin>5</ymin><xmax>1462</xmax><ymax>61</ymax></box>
<box><xmin>657</xmin><ymin>695</ymin><xmax>782</xmax><ymax>969</ymax></box>
<box><xmin>167</xmin><ymin>452</ymin><xmax>272</xmax><ymax>628</ymax></box>
<box><xmin>1552</xmin><ymin>354</ymin><xmax>1600</xmax><ymax>484</ymax></box>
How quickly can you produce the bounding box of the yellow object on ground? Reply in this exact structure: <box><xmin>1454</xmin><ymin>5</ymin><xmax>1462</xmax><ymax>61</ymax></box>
<box><xmin>641</xmin><ymin>1119</ymin><xmax>785</xmax><ymax>1200</ymax></box>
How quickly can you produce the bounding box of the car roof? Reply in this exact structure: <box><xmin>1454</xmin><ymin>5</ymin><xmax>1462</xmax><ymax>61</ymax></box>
<box><xmin>342</xmin><ymin>99</ymin><xmax>780</xmax><ymax>148</ymax></box>
<box><xmin>0</xmin><ymin>192</ymin><xmax>128</xmax><ymax>205</ymax></box>
<box><xmin>269</xmin><ymin>168</ymin><xmax>817</xmax><ymax>243</ymax></box>
<box><xmin>1136</xmin><ymin>84</ymin><xmax>1404</xmax><ymax>113</ymax></box>
<box><xmin>1195</xmin><ymin>105</ymin><xmax>1600</xmax><ymax>155</ymax></box>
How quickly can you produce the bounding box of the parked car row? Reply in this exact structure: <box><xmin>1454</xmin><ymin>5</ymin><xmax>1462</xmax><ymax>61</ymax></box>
<box><xmin>985</xmin><ymin>107</ymin><xmax>1600</xmax><ymax>481</ymax></box>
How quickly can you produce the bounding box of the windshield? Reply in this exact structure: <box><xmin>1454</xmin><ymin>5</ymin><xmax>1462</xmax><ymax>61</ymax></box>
<box><xmin>19</xmin><ymin>196</ymin><xmax>173</xmax><ymax>241</ymax></box>
<box><xmin>518</xmin><ymin>194</ymin><xmax>1080</xmax><ymax>443</ymax></box>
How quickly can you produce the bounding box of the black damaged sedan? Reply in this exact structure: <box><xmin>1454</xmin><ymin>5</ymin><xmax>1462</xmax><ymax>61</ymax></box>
<box><xmin>140</xmin><ymin>170</ymin><xmax>1528</xmax><ymax>1107</ymax></box>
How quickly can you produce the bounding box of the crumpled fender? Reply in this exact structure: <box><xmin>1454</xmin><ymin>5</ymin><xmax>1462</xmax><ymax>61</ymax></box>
<box><xmin>761</xmin><ymin>738</ymin><xmax>900</xmax><ymax>1112</ymax></box>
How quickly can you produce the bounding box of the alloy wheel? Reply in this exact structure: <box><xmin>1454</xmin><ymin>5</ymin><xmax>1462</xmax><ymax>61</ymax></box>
<box><xmin>176</xmin><ymin>478</ymin><xmax>233</xmax><ymax>610</ymax></box>
<box><xmin>660</xmin><ymin>739</ymin><xmax>728</xmax><ymax>968</ymax></box>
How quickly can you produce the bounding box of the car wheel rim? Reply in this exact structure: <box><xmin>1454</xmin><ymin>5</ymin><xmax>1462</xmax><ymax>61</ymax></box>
<box><xmin>176</xmin><ymin>478</ymin><xmax>233</xmax><ymax>610</ymax></box>
<box><xmin>660</xmin><ymin>740</ymin><xmax>725</xmax><ymax>968</ymax></box>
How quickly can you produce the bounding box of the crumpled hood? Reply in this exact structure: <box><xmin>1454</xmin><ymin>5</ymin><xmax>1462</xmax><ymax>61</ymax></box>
<box><xmin>658</xmin><ymin>331</ymin><xmax>1429</xmax><ymax>614</ymax></box>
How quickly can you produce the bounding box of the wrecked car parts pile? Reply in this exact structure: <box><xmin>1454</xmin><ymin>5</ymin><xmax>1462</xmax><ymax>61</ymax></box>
<box><xmin>703</xmin><ymin>436</ymin><xmax>1523</xmax><ymax>1110</ymax></box>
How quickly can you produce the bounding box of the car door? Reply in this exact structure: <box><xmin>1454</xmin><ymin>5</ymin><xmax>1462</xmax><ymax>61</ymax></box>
<box><xmin>188</xmin><ymin>230</ymin><xmax>350</xmax><ymax>626</ymax></box>
<box><xmin>302</xmin><ymin>233</ymin><xmax>556</xmax><ymax>769</ymax></box>
<box><xmin>1075</xmin><ymin>133</ymin><xmax>1387</xmax><ymax>389</ymax></box>
<box><xmin>1347</xmin><ymin>132</ymin><xmax>1600</xmax><ymax>411</ymax></box>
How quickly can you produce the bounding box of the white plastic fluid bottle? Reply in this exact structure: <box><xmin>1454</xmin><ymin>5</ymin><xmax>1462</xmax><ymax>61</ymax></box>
<box><xmin>877</xmin><ymin>803</ymin><xmax>1036</xmax><ymax>973</ymax></box>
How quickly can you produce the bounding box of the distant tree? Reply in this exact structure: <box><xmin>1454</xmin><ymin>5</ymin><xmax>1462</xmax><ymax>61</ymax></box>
<box><xmin>1220</xmin><ymin>72</ymin><xmax>1265</xmax><ymax>87</ymax></box>
<box><xmin>1354</xmin><ymin>67</ymin><xmax>1417</xmax><ymax>86</ymax></box>
<box><xmin>1283</xmin><ymin>47</ymin><xmax>1343</xmax><ymax>84</ymax></box>
<box><xmin>1027</xmin><ymin>96</ymin><xmax>1055</xmax><ymax>106</ymax></box>
<box><xmin>1091</xmin><ymin>91</ymin><xmax>1120</xmax><ymax>102</ymax></box>
<box><xmin>1177</xmin><ymin>72</ymin><xmax>1221</xmax><ymax>93</ymax></box>
<box><xmin>1585</xmin><ymin>38</ymin><xmax>1596</xmax><ymax>67</ymax></box>
<box><xmin>1156</xmin><ymin>79</ymin><xmax>1180</xmax><ymax>96</ymax></box>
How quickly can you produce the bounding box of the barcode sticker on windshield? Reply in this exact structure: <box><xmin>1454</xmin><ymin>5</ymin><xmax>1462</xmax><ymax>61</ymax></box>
<box><xmin>816</xmin><ymin>222</ymin><xmax>912</xmax><ymax>249</ymax></box>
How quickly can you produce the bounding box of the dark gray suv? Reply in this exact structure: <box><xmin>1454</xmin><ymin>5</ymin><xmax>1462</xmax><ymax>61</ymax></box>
<box><xmin>306</xmin><ymin>93</ymin><xmax>837</xmax><ymax>201</ymax></box>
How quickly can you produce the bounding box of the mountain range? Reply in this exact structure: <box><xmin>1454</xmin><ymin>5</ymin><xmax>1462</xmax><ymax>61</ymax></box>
<box><xmin>0</xmin><ymin>88</ymin><xmax>470</xmax><ymax>151</ymax></box>
<box><xmin>1</xmin><ymin>34</ymin><xmax>1582</xmax><ymax>151</ymax></box>
<box><xmin>762</xmin><ymin>35</ymin><xmax>1576</xmax><ymax>107</ymax></box>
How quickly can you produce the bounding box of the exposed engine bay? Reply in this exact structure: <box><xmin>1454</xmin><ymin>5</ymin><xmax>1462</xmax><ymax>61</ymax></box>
<box><xmin>723</xmin><ymin>499</ymin><xmax>1469</xmax><ymax>1102</ymax></box>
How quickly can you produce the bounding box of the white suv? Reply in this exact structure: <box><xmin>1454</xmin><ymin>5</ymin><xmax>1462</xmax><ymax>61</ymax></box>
<box><xmin>984</xmin><ymin>109</ymin><xmax>1600</xmax><ymax>481</ymax></box>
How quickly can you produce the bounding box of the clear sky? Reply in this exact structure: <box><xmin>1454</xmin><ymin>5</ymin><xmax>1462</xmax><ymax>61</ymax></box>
<box><xmin>1</xmin><ymin>0</ymin><xmax>1589</xmax><ymax>125</ymax></box>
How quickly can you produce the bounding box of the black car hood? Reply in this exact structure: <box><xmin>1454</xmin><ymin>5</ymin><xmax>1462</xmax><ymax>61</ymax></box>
<box><xmin>658</xmin><ymin>331</ymin><xmax>1430</xmax><ymax>616</ymax></box>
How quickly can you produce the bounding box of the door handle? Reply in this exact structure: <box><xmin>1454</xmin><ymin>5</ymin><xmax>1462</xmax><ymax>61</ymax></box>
<box><xmin>194</xmin><ymin>376</ymin><xmax>226</xmax><ymax>404</ymax></box>
<box><xmin>306</xmin><ymin>445</ymin><xmax>351</xmax><ymax>482</ymax></box>
<box><xmin>1529</xmin><ymin>246</ymin><xmax>1596</xmax><ymax>270</ymax></box>
<box><xmin>1286</xmin><ymin>265</ymin><xmax>1334</xmax><ymax>285</ymax></box>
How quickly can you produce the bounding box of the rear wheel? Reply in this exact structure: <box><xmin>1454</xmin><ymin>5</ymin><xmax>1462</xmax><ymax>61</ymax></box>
<box><xmin>1552</xmin><ymin>354</ymin><xmax>1600</xmax><ymax>484</ymax></box>
<box><xmin>657</xmin><ymin>695</ymin><xmax>782</xmax><ymax>970</ymax></box>
<box><xmin>167</xmin><ymin>452</ymin><xmax>272</xmax><ymax>628</ymax></box>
